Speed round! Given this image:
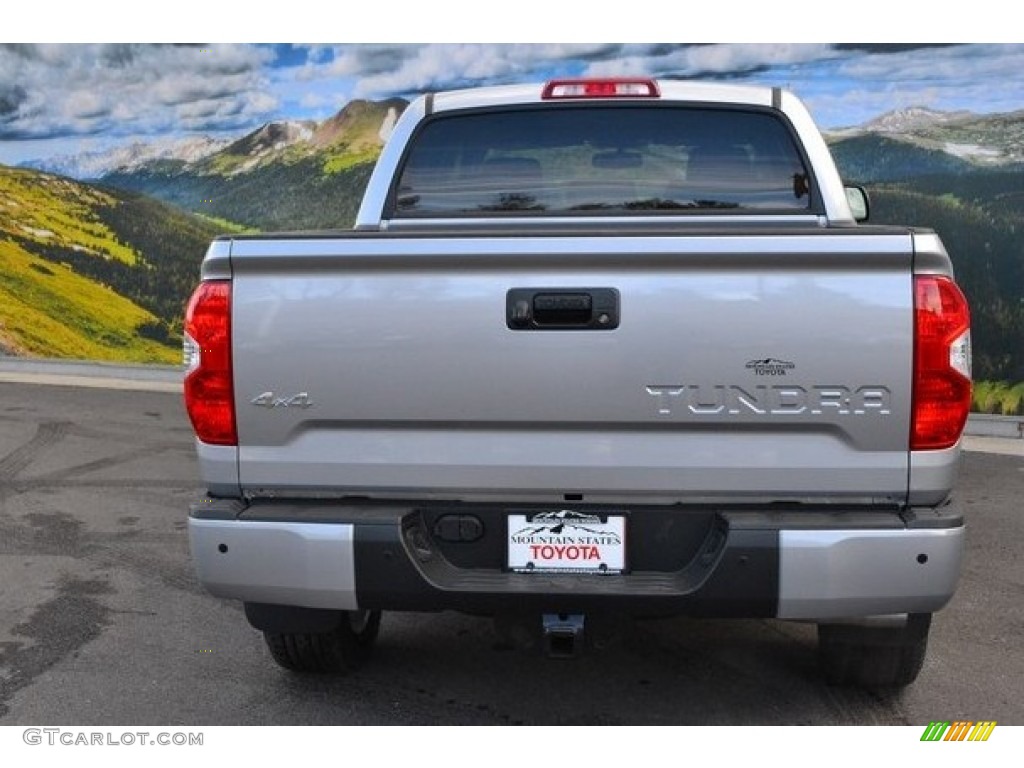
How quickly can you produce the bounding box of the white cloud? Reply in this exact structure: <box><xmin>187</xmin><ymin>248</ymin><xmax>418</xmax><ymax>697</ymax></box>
<box><xmin>288</xmin><ymin>44</ymin><xmax>629</xmax><ymax>97</ymax></box>
<box><xmin>838</xmin><ymin>44</ymin><xmax>1024</xmax><ymax>83</ymax></box>
<box><xmin>0</xmin><ymin>44</ymin><xmax>276</xmax><ymax>139</ymax></box>
<box><xmin>797</xmin><ymin>45</ymin><xmax>1024</xmax><ymax>127</ymax></box>
<box><xmin>63</xmin><ymin>90</ymin><xmax>108</xmax><ymax>120</ymax></box>
<box><xmin>584</xmin><ymin>43</ymin><xmax>839</xmax><ymax>78</ymax></box>
<box><xmin>280</xmin><ymin>44</ymin><xmax>844</xmax><ymax>100</ymax></box>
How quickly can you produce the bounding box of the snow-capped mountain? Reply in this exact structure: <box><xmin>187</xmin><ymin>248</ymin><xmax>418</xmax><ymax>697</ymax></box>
<box><xmin>19</xmin><ymin>135</ymin><xmax>231</xmax><ymax>180</ymax></box>
<box><xmin>826</xmin><ymin>106</ymin><xmax>1024</xmax><ymax>170</ymax></box>
<box><xmin>218</xmin><ymin>120</ymin><xmax>316</xmax><ymax>160</ymax></box>
<box><xmin>859</xmin><ymin>106</ymin><xmax>974</xmax><ymax>133</ymax></box>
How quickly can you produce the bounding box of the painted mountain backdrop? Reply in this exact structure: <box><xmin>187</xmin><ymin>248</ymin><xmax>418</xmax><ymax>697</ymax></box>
<box><xmin>99</xmin><ymin>99</ymin><xmax>405</xmax><ymax>231</ymax></box>
<box><xmin>3</xmin><ymin>96</ymin><xmax>1024</xmax><ymax>389</ymax></box>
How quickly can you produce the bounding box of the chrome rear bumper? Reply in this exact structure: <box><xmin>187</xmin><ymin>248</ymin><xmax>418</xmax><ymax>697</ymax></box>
<box><xmin>189</xmin><ymin>500</ymin><xmax>963</xmax><ymax>621</ymax></box>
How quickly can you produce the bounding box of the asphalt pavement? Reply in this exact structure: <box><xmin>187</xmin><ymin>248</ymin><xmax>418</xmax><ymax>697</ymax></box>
<box><xmin>0</xmin><ymin>378</ymin><xmax>1021</xmax><ymax>725</ymax></box>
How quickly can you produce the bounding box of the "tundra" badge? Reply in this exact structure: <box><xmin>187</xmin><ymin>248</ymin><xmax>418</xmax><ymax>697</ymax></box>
<box><xmin>645</xmin><ymin>384</ymin><xmax>891</xmax><ymax>416</ymax></box>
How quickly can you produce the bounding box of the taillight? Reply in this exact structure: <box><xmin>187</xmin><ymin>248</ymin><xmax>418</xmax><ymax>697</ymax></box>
<box><xmin>542</xmin><ymin>78</ymin><xmax>660</xmax><ymax>99</ymax></box>
<box><xmin>183</xmin><ymin>280</ymin><xmax>236</xmax><ymax>446</ymax></box>
<box><xmin>912</xmin><ymin>275</ymin><xmax>971</xmax><ymax>450</ymax></box>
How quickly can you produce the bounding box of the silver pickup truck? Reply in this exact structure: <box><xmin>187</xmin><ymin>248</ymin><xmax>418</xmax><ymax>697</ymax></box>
<box><xmin>183</xmin><ymin>78</ymin><xmax>972</xmax><ymax>687</ymax></box>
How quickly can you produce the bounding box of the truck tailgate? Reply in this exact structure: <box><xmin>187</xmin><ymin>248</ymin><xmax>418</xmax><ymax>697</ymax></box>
<box><xmin>229</xmin><ymin>231</ymin><xmax>913</xmax><ymax>503</ymax></box>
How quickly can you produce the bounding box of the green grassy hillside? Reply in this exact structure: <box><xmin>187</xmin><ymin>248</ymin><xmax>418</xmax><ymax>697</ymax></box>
<box><xmin>106</xmin><ymin>157</ymin><xmax>374</xmax><ymax>231</ymax></box>
<box><xmin>0</xmin><ymin>166</ymin><xmax>224</xmax><ymax>362</ymax></box>
<box><xmin>103</xmin><ymin>99</ymin><xmax>404</xmax><ymax>231</ymax></box>
<box><xmin>830</xmin><ymin>134</ymin><xmax>976</xmax><ymax>181</ymax></box>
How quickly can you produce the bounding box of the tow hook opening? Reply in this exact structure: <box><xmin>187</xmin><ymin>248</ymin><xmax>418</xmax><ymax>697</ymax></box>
<box><xmin>543</xmin><ymin>613</ymin><xmax>585</xmax><ymax>658</ymax></box>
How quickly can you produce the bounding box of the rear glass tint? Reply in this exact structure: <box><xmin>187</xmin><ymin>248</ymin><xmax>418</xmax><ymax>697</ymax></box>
<box><xmin>393</xmin><ymin>106</ymin><xmax>813</xmax><ymax>217</ymax></box>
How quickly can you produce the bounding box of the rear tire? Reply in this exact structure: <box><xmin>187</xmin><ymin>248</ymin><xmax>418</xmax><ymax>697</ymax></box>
<box><xmin>264</xmin><ymin>609</ymin><xmax>381</xmax><ymax>674</ymax></box>
<box><xmin>818</xmin><ymin>613</ymin><xmax>931</xmax><ymax>688</ymax></box>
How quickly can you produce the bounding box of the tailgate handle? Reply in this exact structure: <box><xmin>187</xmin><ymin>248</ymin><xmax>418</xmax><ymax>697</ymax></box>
<box><xmin>507</xmin><ymin>288</ymin><xmax>619</xmax><ymax>330</ymax></box>
<box><xmin>534</xmin><ymin>293</ymin><xmax>591</xmax><ymax>321</ymax></box>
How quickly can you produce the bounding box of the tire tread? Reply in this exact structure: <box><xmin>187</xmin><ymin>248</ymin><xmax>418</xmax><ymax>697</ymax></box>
<box><xmin>818</xmin><ymin>613</ymin><xmax>931</xmax><ymax>688</ymax></box>
<box><xmin>264</xmin><ymin>610</ymin><xmax>381</xmax><ymax>674</ymax></box>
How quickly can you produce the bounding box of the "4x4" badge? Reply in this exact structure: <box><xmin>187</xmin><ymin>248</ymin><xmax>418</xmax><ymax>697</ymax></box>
<box><xmin>250</xmin><ymin>392</ymin><xmax>314</xmax><ymax>409</ymax></box>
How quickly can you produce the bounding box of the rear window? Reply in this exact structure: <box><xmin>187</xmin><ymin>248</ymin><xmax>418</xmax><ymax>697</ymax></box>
<box><xmin>392</xmin><ymin>106</ymin><xmax>813</xmax><ymax>217</ymax></box>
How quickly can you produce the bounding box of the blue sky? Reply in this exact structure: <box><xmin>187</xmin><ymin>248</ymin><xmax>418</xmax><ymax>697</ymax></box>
<box><xmin>2</xmin><ymin>43</ymin><xmax>1024</xmax><ymax>165</ymax></box>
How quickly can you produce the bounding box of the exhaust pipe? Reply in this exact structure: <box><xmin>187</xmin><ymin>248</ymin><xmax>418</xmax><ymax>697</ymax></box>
<box><xmin>542</xmin><ymin>613</ymin><xmax>585</xmax><ymax>658</ymax></box>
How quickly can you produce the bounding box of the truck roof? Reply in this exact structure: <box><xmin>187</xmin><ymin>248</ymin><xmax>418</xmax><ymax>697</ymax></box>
<box><xmin>430</xmin><ymin>79</ymin><xmax>778</xmax><ymax>113</ymax></box>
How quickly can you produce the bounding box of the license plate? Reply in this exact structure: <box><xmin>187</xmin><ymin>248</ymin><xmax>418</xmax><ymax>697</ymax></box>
<box><xmin>507</xmin><ymin>510</ymin><xmax>626</xmax><ymax>573</ymax></box>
